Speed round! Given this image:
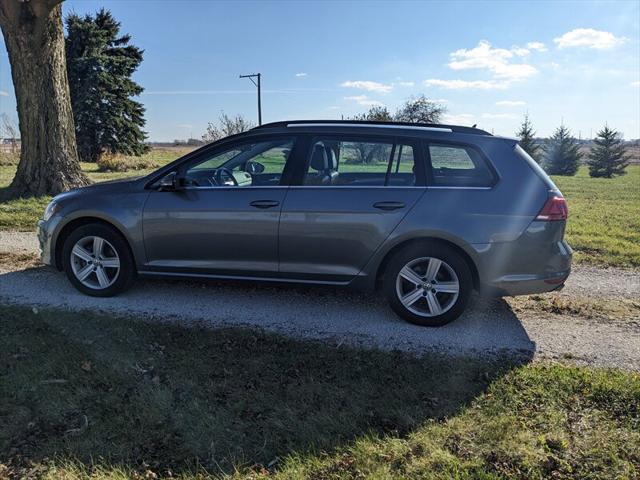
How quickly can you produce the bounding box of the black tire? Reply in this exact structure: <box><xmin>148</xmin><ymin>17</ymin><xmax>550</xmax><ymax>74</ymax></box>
<box><xmin>62</xmin><ymin>223</ymin><xmax>135</xmax><ymax>297</ymax></box>
<box><xmin>383</xmin><ymin>243</ymin><xmax>473</xmax><ymax>326</ymax></box>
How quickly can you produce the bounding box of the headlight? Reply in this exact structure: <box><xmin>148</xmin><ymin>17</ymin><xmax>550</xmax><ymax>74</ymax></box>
<box><xmin>42</xmin><ymin>200</ymin><xmax>60</xmax><ymax>222</ymax></box>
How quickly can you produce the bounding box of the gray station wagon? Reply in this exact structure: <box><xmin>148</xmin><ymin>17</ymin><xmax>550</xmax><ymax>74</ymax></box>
<box><xmin>38</xmin><ymin>120</ymin><xmax>572</xmax><ymax>326</ymax></box>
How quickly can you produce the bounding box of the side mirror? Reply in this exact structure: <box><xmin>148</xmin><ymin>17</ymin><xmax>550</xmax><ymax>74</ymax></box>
<box><xmin>246</xmin><ymin>161</ymin><xmax>265</xmax><ymax>174</ymax></box>
<box><xmin>158</xmin><ymin>171</ymin><xmax>183</xmax><ymax>191</ymax></box>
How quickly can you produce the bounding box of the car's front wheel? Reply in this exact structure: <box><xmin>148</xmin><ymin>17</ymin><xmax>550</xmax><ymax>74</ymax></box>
<box><xmin>383</xmin><ymin>243</ymin><xmax>473</xmax><ymax>326</ymax></box>
<box><xmin>62</xmin><ymin>223</ymin><xmax>135</xmax><ymax>297</ymax></box>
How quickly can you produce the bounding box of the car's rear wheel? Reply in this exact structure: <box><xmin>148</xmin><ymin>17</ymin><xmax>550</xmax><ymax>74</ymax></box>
<box><xmin>62</xmin><ymin>223</ymin><xmax>135</xmax><ymax>297</ymax></box>
<box><xmin>383</xmin><ymin>243</ymin><xmax>473</xmax><ymax>326</ymax></box>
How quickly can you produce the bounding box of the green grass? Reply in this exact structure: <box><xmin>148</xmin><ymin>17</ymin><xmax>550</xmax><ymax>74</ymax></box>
<box><xmin>0</xmin><ymin>148</ymin><xmax>191</xmax><ymax>231</ymax></box>
<box><xmin>0</xmin><ymin>153</ymin><xmax>638</xmax><ymax>268</ymax></box>
<box><xmin>0</xmin><ymin>304</ymin><xmax>638</xmax><ymax>479</ymax></box>
<box><xmin>551</xmin><ymin>166</ymin><xmax>640</xmax><ymax>268</ymax></box>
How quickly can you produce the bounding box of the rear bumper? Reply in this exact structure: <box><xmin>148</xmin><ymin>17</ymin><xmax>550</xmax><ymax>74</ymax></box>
<box><xmin>475</xmin><ymin>221</ymin><xmax>573</xmax><ymax>297</ymax></box>
<box><xmin>483</xmin><ymin>269</ymin><xmax>570</xmax><ymax>296</ymax></box>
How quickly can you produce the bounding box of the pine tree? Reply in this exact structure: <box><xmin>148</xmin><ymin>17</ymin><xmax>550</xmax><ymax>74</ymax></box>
<box><xmin>516</xmin><ymin>114</ymin><xmax>540</xmax><ymax>162</ymax></box>
<box><xmin>587</xmin><ymin>125</ymin><xmax>630</xmax><ymax>178</ymax></box>
<box><xmin>66</xmin><ymin>9</ymin><xmax>148</xmax><ymax>163</ymax></box>
<box><xmin>543</xmin><ymin>125</ymin><xmax>581</xmax><ymax>176</ymax></box>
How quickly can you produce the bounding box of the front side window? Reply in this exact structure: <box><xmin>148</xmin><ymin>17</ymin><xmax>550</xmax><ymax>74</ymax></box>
<box><xmin>427</xmin><ymin>143</ymin><xmax>495</xmax><ymax>187</ymax></box>
<box><xmin>183</xmin><ymin>137</ymin><xmax>294</xmax><ymax>187</ymax></box>
<box><xmin>303</xmin><ymin>137</ymin><xmax>417</xmax><ymax>187</ymax></box>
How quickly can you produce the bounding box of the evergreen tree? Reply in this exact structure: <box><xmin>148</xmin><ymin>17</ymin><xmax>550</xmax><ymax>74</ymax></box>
<box><xmin>587</xmin><ymin>125</ymin><xmax>630</xmax><ymax>178</ymax></box>
<box><xmin>516</xmin><ymin>114</ymin><xmax>540</xmax><ymax>162</ymax></box>
<box><xmin>543</xmin><ymin>125</ymin><xmax>581</xmax><ymax>176</ymax></box>
<box><xmin>66</xmin><ymin>9</ymin><xmax>148</xmax><ymax>163</ymax></box>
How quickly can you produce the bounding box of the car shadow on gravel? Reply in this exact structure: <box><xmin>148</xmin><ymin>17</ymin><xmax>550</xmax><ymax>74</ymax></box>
<box><xmin>1</xmin><ymin>303</ymin><xmax>534</xmax><ymax>476</ymax></box>
<box><xmin>0</xmin><ymin>265</ymin><xmax>536</xmax><ymax>359</ymax></box>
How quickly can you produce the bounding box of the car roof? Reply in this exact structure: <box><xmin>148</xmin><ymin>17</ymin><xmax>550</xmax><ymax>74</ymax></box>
<box><xmin>252</xmin><ymin>119</ymin><xmax>492</xmax><ymax>136</ymax></box>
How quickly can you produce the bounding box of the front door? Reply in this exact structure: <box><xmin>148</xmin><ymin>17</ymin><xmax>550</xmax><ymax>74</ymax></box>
<box><xmin>278</xmin><ymin>134</ymin><xmax>426</xmax><ymax>281</ymax></box>
<box><xmin>142</xmin><ymin>135</ymin><xmax>297</xmax><ymax>275</ymax></box>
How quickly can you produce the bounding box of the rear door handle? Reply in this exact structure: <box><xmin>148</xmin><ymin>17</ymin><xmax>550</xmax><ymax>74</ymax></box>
<box><xmin>250</xmin><ymin>200</ymin><xmax>280</xmax><ymax>209</ymax></box>
<box><xmin>373</xmin><ymin>201</ymin><xmax>405</xmax><ymax>211</ymax></box>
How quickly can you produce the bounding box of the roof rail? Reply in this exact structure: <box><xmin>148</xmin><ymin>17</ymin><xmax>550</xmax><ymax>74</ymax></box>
<box><xmin>253</xmin><ymin>119</ymin><xmax>491</xmax><ymax>135</ymax></box>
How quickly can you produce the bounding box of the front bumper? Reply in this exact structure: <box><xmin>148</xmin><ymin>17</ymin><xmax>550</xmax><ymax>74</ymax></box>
<box><xmin>37</xmin><ymin>219</ymin><xmax>54</xmax><ymax>266</ymax></box>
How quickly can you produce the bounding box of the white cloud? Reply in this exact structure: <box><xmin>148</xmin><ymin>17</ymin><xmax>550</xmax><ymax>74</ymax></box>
<box><xmin>344</xmin><ymin>95</ymin><xmax>384</xmax><ymax>107</ymax></box>
<box><xmin>424</xmin><ymin>78</ymin><xmax>509</xmax><ymax>90</ymax></box>
<box><xmin>396</xmin><ymin>81</ymin><xmax>415</xmax><ymax>87</ymax></box>
<box><xmin>482</xmin><ymin>113</ymin><xmax>518</xmax><ymax>119</ymax></box>
<box><xmin>0</xmin><ymin>90</ymin><xmax>8</xmax><ymax>97</ymax></box>
<box><xmin>631</xmin><ymin>81</ymin><xmax>640</xmax><ymax>87</ymax></box>
<box><xmin>554</xmin><ymin>28</ymin><xmax>626</xmax><ymax>49</ymax></box>
<box><xmin>448</xmin><ymin>40</ymin><xmax>538</xmax><ymax>81</ymax></box>
<box><xmin>496</xmin><ymin>100</ymin><xmax>526</xmax><ymax>107</ymax></box>
<box><xmin>442</xmin><ymin>113</ymin><xmax>475</xmax><ymax>125</ymax></box>
<box><xmin>340</xmin><ymin>80</ymin><xmax>393</xmax><ymax>93</ymax></box>
<box><xmin>295</xmin><ymin>72</ymin><xmax>307</xmax><ymax>77</ymax></box>
<box><xmin>511</xmin><ymin>47</ymin><xmax>530</xmax><ymax>57</ymax></box>
<box><xmin>327</xmin><ymin>105</ymin><xmax>341</xmax><ymax>110</ymax></box>
<box><xmin>527</xmin><ymin>41</ymin><xmax>548</xmax><ymax>52</ymax></box>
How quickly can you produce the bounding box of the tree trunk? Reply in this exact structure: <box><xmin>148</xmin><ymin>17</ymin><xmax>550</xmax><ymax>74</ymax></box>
<box><xmin>0</xmin><ymin>0</ymin><xmax>89</xmax><ymax>198</ymax></box>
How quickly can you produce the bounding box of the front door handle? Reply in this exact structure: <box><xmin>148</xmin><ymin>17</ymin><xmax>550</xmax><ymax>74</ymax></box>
<box><xmin>250</xmin><ymin>200</ymin><xmax>280</xmax><ymax>209</ymax></box>
<box><xmin>373</xmin><ymin>201</ymin><xmax>405</xmax><ymax>211</ymax></box>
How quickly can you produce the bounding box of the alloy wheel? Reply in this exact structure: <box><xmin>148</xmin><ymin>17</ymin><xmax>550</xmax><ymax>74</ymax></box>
<box><xmin>395</xmin><ymin>256</ymin><xmax>460</xmax><ymax>317</ymax></box>
<box><xmin>70</xmin><ymin>236</ymin><xmax>121</xmax><ymax>290</ymax></box>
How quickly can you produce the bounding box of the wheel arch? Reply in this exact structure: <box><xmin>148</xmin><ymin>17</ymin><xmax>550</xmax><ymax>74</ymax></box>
<box><xmin>54</xmin><ymin>216</ymin><xmax>136</xmax><ymax>271</ymax></box>
<box><xmin>375</xmin><ymin>236</ymin><xmax>480</xmax><ymax>291</ymax></box>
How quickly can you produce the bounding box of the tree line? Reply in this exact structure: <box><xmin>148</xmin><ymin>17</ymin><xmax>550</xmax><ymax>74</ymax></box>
<box><xmin>517</xmin><ymin>115</ymin><xmax>630</xmax><ymax>178</ymax></box>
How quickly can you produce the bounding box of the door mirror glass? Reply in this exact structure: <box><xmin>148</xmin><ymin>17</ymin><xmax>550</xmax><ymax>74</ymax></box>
<box><xmin>246</xmin><ymin>161</ymin><xmax>265</xmax><ymax>174</ymax></box>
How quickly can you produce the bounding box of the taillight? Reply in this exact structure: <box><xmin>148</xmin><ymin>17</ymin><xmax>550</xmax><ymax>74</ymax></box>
<box><xmin>536</xmin><ymin>195</ymin><xmax>568</xmax><ymax>221</ymax></box>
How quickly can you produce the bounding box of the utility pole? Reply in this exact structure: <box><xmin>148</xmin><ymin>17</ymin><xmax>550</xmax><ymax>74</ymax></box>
<box><xmin>239</xmin><ymin>73</ymin><xmax>262</xmax><ymax>125</ymax></box>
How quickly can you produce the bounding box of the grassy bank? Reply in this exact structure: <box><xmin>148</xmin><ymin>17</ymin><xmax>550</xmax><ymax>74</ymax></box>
<box><xmin>0</xmin><ymin>305</ymin><xmax>638</xmax><ymax>479</ymax></box>
<box><xmin>0</xmin><ymin>153</ymin><xmax>638</xmax><ymax>268</ymax></box>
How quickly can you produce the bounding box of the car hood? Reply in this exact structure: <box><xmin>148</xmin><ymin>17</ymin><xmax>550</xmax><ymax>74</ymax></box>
<box><xmin>53</xmin><ymin>176</ymin><xmax>142</xmax><ymax>202</ymax></box>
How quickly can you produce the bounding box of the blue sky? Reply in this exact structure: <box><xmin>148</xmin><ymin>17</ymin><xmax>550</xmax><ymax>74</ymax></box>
<box><xmin>1</xmin><ymin>0</ymin><xmax>639</xmax><ymax>141</ymax></box>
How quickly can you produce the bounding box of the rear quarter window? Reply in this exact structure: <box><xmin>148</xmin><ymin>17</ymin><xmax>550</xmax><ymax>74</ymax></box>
<box><xmin>427</xmin><ymin>143</ymin><xmax>496</xmax><ymax>187</ymax></box>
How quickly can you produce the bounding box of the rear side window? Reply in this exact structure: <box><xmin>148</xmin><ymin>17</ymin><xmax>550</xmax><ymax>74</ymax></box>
<box><xmin>427</xmin><ymin>143</ymin><xmax>495</xmax><ymax>187</ymax></box>
<box><xmin>303</xmin><ymin>137</ymin><xmax>418</xmax><ymax>187</ymax></box>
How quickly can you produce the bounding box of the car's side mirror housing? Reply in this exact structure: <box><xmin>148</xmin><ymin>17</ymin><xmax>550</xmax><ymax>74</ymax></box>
<box><xmin>157</xmin><ymin>172</ymin><xmax>184</xmax><ymax>191</ymax></box>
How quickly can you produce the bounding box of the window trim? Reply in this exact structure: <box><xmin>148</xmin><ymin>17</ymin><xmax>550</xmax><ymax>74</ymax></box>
<box><xmin>292</xmin><ymin>133</ymin><xmax>426</xmax><ymax>188</ymax></box>
<box><xmin>146</xmin><ymin>133</ymin><xmax>302</xmax><ymax>189</ymax></box>
<box><xmin>423</xmin><ymin>139</ymin><xmax>499</xmax><ymax>189</ymax></box>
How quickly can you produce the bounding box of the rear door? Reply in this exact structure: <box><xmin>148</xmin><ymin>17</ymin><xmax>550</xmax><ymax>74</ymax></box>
<box><xmin>278</xmin><ymin>133</ymin><xmax>426</xmax><ymax>281</ymax></box>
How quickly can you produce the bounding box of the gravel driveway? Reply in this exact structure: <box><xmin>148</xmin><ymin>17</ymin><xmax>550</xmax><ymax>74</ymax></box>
<box><xmin>1</xmin><ymin>231</ymin><xmax>639</xmax><ymax>370</ymax></box>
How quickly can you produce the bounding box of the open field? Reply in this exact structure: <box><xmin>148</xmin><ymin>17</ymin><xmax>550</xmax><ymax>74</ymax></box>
<box><xmin>0</xmin><ymin>148</ymin><xmax>638</xmax><ymax>268</ymax></box>
<box><xmin>552</xmin><ymin>166</ymin><xmax>640</xmax><ymax>268</ymax></box>
<box><xmin>0</xmin><ymin>304</ymin><xmax>638</xmax><ymax>479</ymax></box>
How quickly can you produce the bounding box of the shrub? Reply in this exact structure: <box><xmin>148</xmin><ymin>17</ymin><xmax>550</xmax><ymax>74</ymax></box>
<box><xmin>96</xmin><ymin>152</ymin><xmax>159</xmax><ymax>172</ymax></box>
<box><xmin>0</xmin><ymin>151</ymin><xmax>19</xmax><ymax>167</ymax></box>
